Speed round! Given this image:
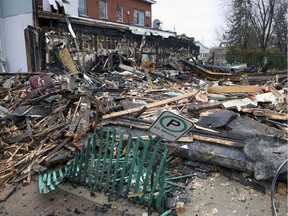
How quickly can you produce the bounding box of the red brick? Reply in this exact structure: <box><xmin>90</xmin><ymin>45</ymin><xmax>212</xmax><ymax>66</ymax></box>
<box><xmin>86</xmin><ymin>0</ymin><xmax>153</xmax><ymax>27</ymax></box>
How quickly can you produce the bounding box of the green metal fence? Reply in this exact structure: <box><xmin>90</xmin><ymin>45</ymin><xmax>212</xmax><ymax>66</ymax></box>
<box><xmin>67</xmin><ymin>127</ymin><xmax>168</xmax><ymax>212</ymax></box>
<box><xmin>38</xmin><ymin>127</ymin><xmax>197</xmax><ymax>212</ymax></box>
<box><xmin>38</xmin><ymin>165</ymin><xmax>69</xmax><ymax>194</ymax></box>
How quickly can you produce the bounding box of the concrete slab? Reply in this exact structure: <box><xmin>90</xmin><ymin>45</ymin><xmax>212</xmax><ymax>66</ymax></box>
<box><xmin>0</xmin><ymin>180</ymin><xmax>142</xmax><ymax>216</ymax></box>
<box><xmin>0</xmin><ymin>173</ymin><xmax>286</xmax><ymax>216</ymax></box>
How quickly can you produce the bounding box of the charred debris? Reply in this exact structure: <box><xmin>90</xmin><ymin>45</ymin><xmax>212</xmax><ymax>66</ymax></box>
<box><xmin>0</xmin><ymin>2</ymin><xmax>288</xmax><ymax>213</ymax></box>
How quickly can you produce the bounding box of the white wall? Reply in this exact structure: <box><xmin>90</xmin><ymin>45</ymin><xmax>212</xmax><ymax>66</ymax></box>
<box><xmin>43</xmin><ymin>0</ymin><xmax>78</xmax><ymax>17</ymax></box>
<box><xmin>0</xmin><ymin>18</ymin><xmax>5</xmax><ymax>56</ymax></box>
<box><xmin>0</xmin><ymin>18</ymin><xmax>7</xmax><ymax>72</ymax></box>
<box><xmin>1</xmin><ymin>13</ymin><xmax>33</xmax><ymax>72</ymax></box>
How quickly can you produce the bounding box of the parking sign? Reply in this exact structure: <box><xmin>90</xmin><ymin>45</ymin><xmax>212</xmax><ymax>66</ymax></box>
<box><xmin>149</xmin><ymin>111</ymin><xmax>194</xmax><ymax>141</ymax></box>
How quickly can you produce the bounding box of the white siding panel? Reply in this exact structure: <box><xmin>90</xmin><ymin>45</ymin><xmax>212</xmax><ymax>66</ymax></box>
<box><xmin>2</xmin><ymin>13</ymin><xmax>33</xmax><ymax>72</ymax></box>
<box><xmin>1</xmin><ymin>0</ymin><xmax>32</xmax><ymax>18</ymax></box>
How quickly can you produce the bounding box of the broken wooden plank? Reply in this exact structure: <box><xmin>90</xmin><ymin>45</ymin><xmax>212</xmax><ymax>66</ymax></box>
<box><xmin>187</xmin><ymin>102</ymin><xmax>222</xmax><ymax>112</ymax></box>
<box><xmin>144</xmin><ymin>69</ymin><xmax>155</xmax><ymax>88</ymax></box>
<box><xmin>241</xmin><ymin>107</ymin><xmax>288</xmax><ymax>121</ymax></box>
<box><xmin>276</xmin><ymin>181</ymin><xmax>287</xmax><ymax>196</ymax></box>
<box><xmin>0</xmin><ymin>184</ymin><xmax>16</xmax><ymax>202</ymax></box>
<box><xmin>74</xmin><ymin>96</ymin><xmax>91</xmax><ymax>140</ymax></box>
<box><xmin>207</xmin><ymin>85</ymin><xmax>259</xmax><ymax>94</ymax></box>
<box><xmin>105</xmin><ymin>120</ymin><xmax>150</xmax><ymax>130</ymax></box>
<box><xmin>118</xmin><ymin>64</ymin><xmax>144</xmax><ymax>75</ymax></box>
<box><xmin>34</xmin><ymin>122</ymin><xmax>66</xmax><ymax>138</ymax></box>
<box><xmin>102</xmin><ymin>90</ymin><xmax>198</xmax><ymax>120</ymax></box>
<box><xmin>269</xmin><ymin>86</ymin><xmax>286</xmax><ymax>104</ymax></box>
<box><xmin>58</xmin><ymin>47</ymin><xmax>78</xmax><ymax>74</ymax></box>
<box><xmin>168</xmin><ymin>157</ymin><xmax>183</xmax><ymax>168</ymax></box>
<box><xmin>208</xmin><ymin>93</ymin><xmax>228</xmax><ymax>101</ymax></box>
<box><xmin>191</xmin><ymin>134</ymin><xmax>244</xmax><ymax>148</ymax></box>
<box><xmin>222</xmin><ymin>98</ymin><xmax>257</xmax><ymax>111</ymax></box>
<box><xmin>148</xmin><ymin>71</ymin><xmax>179</xmax><ymax>83</ymax></box>
<box><xmin>133</xmin><ymin>106</ymin><xmax>148</xmax><ymax>118</ymax></box>
<box><xmin>24</xmin><ymin>89</ymin><xmax>70</xmax><ymax>105</ymax></box>
<box><xmin>260</xmin><ymin>60</ymin><xmax>273</xmax><ymax>73</ymax></box>
<box><xmin>182</xmin><ymin>60</ymin><xmax>288</xmax><ymax>83</ymax></box>
<box><xmin>44</xmin><ymin>138</ymin><xmax>71</xmax><ymax>164</ymax></box>
<box><xmin>252</xmin><ymin>109</ymin><xmax>288</xmax><ymax>121</ymax></box>
<box><xmin>130</xmin><ymin>133</ymin><xmax>242</xmax><ymax>147</ymax></box>
<box><xmin>115</xmin><ymin>134</ymin><xmax>193</xmax><ymax>143</ymax></box>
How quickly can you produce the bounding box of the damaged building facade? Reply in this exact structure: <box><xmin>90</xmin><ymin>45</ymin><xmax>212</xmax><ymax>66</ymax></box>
<box><xmin>0</xmin><ymin>0</ymin><xmax>199</xmax><ymax>73</ymax></box>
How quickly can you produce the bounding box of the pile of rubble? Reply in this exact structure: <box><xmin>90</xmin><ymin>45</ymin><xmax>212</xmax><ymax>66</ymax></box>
<box><xmin>0</xmin><ymin>53</ymin><xmax>287</xmax><ymax>209</ymax></box>
<box><xmin>0</xmin><ymin>56</ymin><xmax>287</xmax><ymax>185</ymax></box>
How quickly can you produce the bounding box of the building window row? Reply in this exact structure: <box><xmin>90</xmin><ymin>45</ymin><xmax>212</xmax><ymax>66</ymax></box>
<box><xmin>78</xmin><ymin>0</ymin><xmax>146</xmax><ymax>26</ymax></box>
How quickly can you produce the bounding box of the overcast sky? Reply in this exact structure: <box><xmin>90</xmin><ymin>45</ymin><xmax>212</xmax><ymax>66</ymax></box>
<box><xmin>152</xmin><ymin>0</ymin><xmax>223</xmax><ymax>47</ymax></box>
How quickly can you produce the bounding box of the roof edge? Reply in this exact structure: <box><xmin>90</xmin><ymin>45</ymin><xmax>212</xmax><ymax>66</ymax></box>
<box><xmin>140</xmin><ymin>0</ymin><xmax>157</xmax><ymax>4</ymax></box>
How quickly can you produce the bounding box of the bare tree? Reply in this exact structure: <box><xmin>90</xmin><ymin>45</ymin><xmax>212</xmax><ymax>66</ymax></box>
<box><xmin>227</xmin><ymin>0</ymin><xmax>252</xmax><ymax>49</ymax></box>
<box><xmin>249</xmin><ymin>0</ymin><xmax>276</xmax><ymax>51</ymax></box>
<box><xmin>273</xmin><ymin>0</ymin><xmax>287</xmax><ymax>52</ymax></box>
<box><xmin>222</xmin><ymin>0</ymin><xmax>259</xmax><ymax>50</ymax></box>
<box><xmin>222</xmin><ymin>0</ymin><xmax>287</xmax><ymax>52</ymax></box>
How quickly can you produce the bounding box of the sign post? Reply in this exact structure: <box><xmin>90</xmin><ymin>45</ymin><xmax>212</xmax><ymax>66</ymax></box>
<box><xmin>149</xmin><ymin>111</ymin><xmax>194</xmax><ymax>141</ymax></box>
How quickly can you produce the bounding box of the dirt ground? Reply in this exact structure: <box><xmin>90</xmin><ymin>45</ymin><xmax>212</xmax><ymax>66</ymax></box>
<box><xmin>0</xmin><ymin>170</ymin><xmax>287</xmax><ymax>216</ymax></box>
<box><xmin>185</xmin><ymin>173</ymin><xmax>287</xmax><ymax>216</ymax></box>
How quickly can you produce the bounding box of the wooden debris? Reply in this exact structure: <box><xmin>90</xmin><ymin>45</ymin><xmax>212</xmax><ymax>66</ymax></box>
<box><xmin>168</xmin><ymin>157</ymin><xmax>183</xmax><ymax>168</ymax></box>
<box><xmin>0</xmin><ymin>184</ymin><xmax>16</xmax><ymax>202</ymax></box>
<box><xmin>276</xmin><ymin>181</ymin><xmax>287</xmax><ymax>196</ymax></box>
<box><xmin>207</xmin><ymin>85</ymin><xmax>259</xmax><ymax>94</ymax></box>
<box><xmin>144</xmin><ymin>69</ymin><xmax>155</xmax><ymax>88</ymax></box>
<box><xmin>252</xmin><ymin>109</ymin><xmax>288</xmax><ymax>121</ymax></box>
<box><xmin>118</xmin><ymin>64</ymin><xmax>143</xmax><ymax>75</ymax></box>
<box><xmin>0</xmin><ymin>73</ymin><xmax>98</xmax><ymax>185</ymax></box>
<box><xmin>222</xmin><ymin>98</ymin><xmax>257</xmax><ymax>111</ymax></box>
<box><xmin>175</xmin><ymin>202</ymin><xmax>185</xmax><ymax>213</ymax></box>
<box><xmin>58</xmin><ymin>47</ymin><xmax>78</xmax><ymax>74</ymax></box>
<box><xmin>74</xmin><ymin>96</ymin><xmax>91</xmax><ymax>142</ymax></box>
<box><xmin>0</xmin><ymin>37</ymin><xmax>287</xmax><ymax>188</ymax></box>
<box><xmin>187</xmin><ymin>102</ymin><xmax>222</xmax><ymax>112</ymax></box>
<box><xmin>102</xmin><ymin>90</ymin><xmax>198</xmax><ymax>119</ymax></box>
<box><xmin>269</xmin><ymin>86</ymin><xmax>286</xmax><ymax>103</ymax></box>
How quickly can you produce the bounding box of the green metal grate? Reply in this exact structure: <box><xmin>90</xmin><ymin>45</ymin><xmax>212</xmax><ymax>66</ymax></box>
<box><xmin>67</xmin><ymin>127</ymin><xmax>169</xmax><ymax>212</ymax></box>
<box><xmin>38</xmin><ymin>165</ymin><xmax>69</xmax><ymax>193</ymax></box>
<box><xmin>37</xmin><ymin>128</ymin><xmax>197</xmax><ymax>212</ymax></box>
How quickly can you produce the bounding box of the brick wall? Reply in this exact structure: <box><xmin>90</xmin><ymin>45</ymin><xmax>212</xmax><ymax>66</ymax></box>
<box><xmin>86</xmin><ymin>0</ymin><xmax>152</xmax><ymax>27</ymax></box>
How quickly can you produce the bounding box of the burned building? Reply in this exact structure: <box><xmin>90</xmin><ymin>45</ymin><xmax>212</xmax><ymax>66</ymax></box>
<box><xmin>0</xmin><ymin>0</ymin><xmax>200</xmax><ymax>73</ymax></box>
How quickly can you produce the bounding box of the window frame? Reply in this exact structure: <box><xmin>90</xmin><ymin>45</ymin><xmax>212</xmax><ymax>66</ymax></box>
<box><xmin>116</xmin><ymin>4</ymin><xmax>124</xmax><ymax>22</ymax></box>
<box><xmin>133</xmin><ymin>9</ymin><xmax>145</xmax><ymax>26</ymax></box>
<box><xmin>78</xmin><ymin>0</ymin><xmax>87</xmax><ymax>15</ymax></box>
<box><xmin>99</xmin><ymin>0</ymin><xmax>108</xmax><ymax>19</ymax></box>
